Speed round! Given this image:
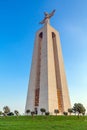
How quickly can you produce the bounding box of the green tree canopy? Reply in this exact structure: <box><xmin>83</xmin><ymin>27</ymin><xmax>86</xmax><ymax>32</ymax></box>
<box><xmin>40</xmin><ymin>108</ymin><xmax>46</xmax><ymax>115</ymax></box>
<box><xmin>14</xmin><ymin>110</ymin><xmax>19</xmax><ymax>116</ymax></box>
<box><xmin>68</xmin><ymin>108</ymin><xmax>73</xmax><ymax>115</ymax></box>
<box><xmin>31</xmin><ymin>111</ymin><xmax>35</xmax><ymax>117</ymax></box>
<box><xmin>73</xmin><ymin>103</ymin><xmax>86</xmax><ymax>116</ymax></box>
<box><xmin>26</xmin><ymin>109</ymin><xmax>30</xmax><ymax>115</ymax></box>
<box><xmin>3</xmin><ymin>106</ymin><xmax>10</xmax><ymax>114</ymax></box>
<box><xmin>0</xmin><ymin>111</ymin><xmax>2</xmax><ymax>115</ymax></box>
<box><xmin>54</xmin><ymin>109</ymin><xmax>59</xmax><ymax>115</ymax></box>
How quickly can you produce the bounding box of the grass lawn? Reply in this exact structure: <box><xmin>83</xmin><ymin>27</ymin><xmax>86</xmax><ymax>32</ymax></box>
<box><xmin>0</xmin><ymin>116</ymin><xmax>87</xmax><ymax>130</ymax></box>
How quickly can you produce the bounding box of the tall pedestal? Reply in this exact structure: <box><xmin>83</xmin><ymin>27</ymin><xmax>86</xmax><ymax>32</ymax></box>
<box><xmin>25</xmin><ymin>23</ymin><xmax>71</xmax><ymax>115</ymax></box>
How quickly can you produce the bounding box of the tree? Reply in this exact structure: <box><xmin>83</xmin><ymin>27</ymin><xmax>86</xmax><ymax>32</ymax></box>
<box><xmin>34</xmin><ymin>108</ymin><xmax>38</xmax><ymax>115</ymax></box>
<box><xmin>45</xmin><ymin>112</ymin><xmax>50</xmax><ymax>116</ymax></box>
<box><xmin>54</xmin><ymin>109</ymin><xmax>59</xmax><ymax>115</ymax></box>
<box><xmin>7</xmin><ymin>112</ymin><xmax>14</xmax><ymax>116</ymax></box>
<box><xmin>2</xmin><ymin>113</ymin><xmax>7</xmax><ymax>116</ymax></box>
<box><xmin>3</xmin><ymin>106</ymin><xmax>10</xmax><ymax>115</ymax></box>
<box><xmin>14</xmin><ymin>110</ymin><xmax>19</xmax><ymax>116</ymax></box>
<box><xmin>0</xmin><ymin>111</ymin><xmax>2</xmax><ymax>116</ymax></box>
<box><xmin>26</xmin><ymin>109</ymin><xmax>30</xmax><ymax>115</ymax></box>
<box><xmin>68</xmin><ymin>108</ymin><xmax>73</xmax><ymax>115</ymax></box>
<box><xmin>63</xmin><ymin>112</ymin><xmax>68</xmax><ymax>116</ymax></box>
<box><xmin>40</xmin><ymin>108</ymin><xmax>46</xmax><ymax>115</ymax></box>
<box><xmin>72</xmin><ymin>103</ymin><xmax>78</xmax><ymax>115</ymax></box>
<box><xmin>31</xmin><ymin>111</ymin><xmax>35</xmax><ymax>117</ymax></box>
<box><xmin>73</xmin><ymin>103</ymin><xmax>86</xmax><ymax>117</ymax></box>
<box><xmin>82</xmin><ymin>107</ymin><xmax>86</xmax><ymax>115</ymax></box>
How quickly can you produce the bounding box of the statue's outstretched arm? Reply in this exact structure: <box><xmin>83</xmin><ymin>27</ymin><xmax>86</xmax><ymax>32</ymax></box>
<box><xmin>49</xmin><ymin>9</ymin><xmax>56</xmax><ymax>18</ymax></box>
<box><xmin>39</xmin><ymin>18</ymin><xmax>46</xmax><ymax>24</ymax></box>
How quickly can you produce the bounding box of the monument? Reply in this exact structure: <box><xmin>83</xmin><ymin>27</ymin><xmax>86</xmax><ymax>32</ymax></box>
<box><xmin>25</xmin><ymin>10</ymin><xmax>71</xmax><ymax>115</ymax></box>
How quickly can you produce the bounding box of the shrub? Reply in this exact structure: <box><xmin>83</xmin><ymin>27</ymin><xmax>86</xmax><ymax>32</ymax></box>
<box><xmin>68</xmin><ymin>108</ymin><xmax>73</xmax><ymax>115</ymax></box>
<box><xmin>14</xmin><ymin>110</ymin><xmax>19</xmax><ymax>116</ymax></box>
<box><xmin>54</xmin><ymin>109</ymin><xmax>59</xmax><ymax>115</ymax></box>
<box><xmin>26</xmin><ymin>109</ymin><xmax>30</xmax><ymax>115</ymax></box>
<box><xmin>40</xmin><ymin>108</ymin><xmax>46</xmax><ymax>115</ymax></box>
<box><xmin>63</xmin><ymin>112</ymin><xmax>68</xmax><ymax>116</ymax></box>
<box><xmin>45</xmin><ymin>112</ymin><xmax>50</xmax><ymax>116</ymax></box>
<box><xmin>7</xmin><ymin>112</ymin><xmax>14</xmax><ymax>116</ymax></box>
<box><xmin>31</xmin><ymin>111</ymin><xmax>35</xmax><ymax>116</ymax></box>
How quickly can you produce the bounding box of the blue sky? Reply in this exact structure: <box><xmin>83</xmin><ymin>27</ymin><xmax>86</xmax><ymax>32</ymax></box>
<box><xmin>0</xmin><ymin>0</ymin><xmax>87</xmax><ymax>114</ymax></box>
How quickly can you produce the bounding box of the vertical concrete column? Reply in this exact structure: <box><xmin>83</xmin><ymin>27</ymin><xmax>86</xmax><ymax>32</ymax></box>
<box><xmin>38</xmin><ymin>24</ymin><xmax>48</xmax><ymax>113</ymax></box>
<box><xmin>25</xmin><ymin>32</ymin><xmax>41</xmax><ymax>112</ymax></box>
<box><xmin>46</xmin><ymin>24</ymin><xmax>58</xmax><ymax>114</ymax></box>
<box><xmin>55</xmin><ymin>32</ymin><xmax>71</xmax><ymax>112</ymax></box>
